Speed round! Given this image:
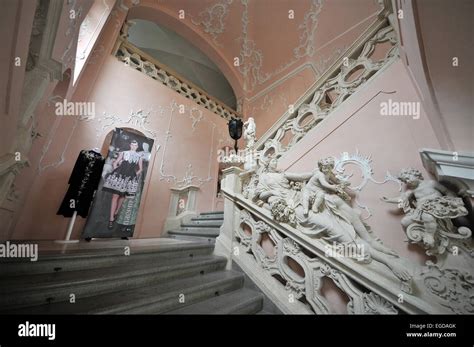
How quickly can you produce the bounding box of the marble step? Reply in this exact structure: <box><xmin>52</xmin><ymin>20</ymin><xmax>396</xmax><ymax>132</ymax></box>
<box><xmin>119</xmin><ymin>271</ymin><xmax>244</xmax><ymax>314</ymax></box>
<box><xmin>183</xmin><ymin>219</ymin><xmax>223</xmax><ymax>227</ymax></box>
<box><xmin>199</xmin><ymin>211</ymin><xmax>224</xmax><ymax>216</ymax></box>
<box><xmin>165</xmin><ymin>288</ymin><xmax>264</xmax><ymax>314</ymax></box>
<box><xmin>168</xmin><ymin>234</ymin><xmax>216</xmax><ymax>244</ymax></box>
<box><xmin>0</xmin><ymin>255</ymin><xmax>226</xmax><ymax>312</ymax></box>
<box><xmin>4</xmin><ymin>271</ymin><xmax>244</xmax><ymax>315</ymax></box>
<box><xmin>168</xmin><ymin>228</ymin><xmax>220</xmax><ymax>238</ymax></box>
<box><xmin>0</xmin><ymin>242</ymin><xmax>214</xmax><ymax>277</ymax></box>
<box><xmin>192</xmin><ymin>214</ymin><xmax>224</xmax><ymax>221</ymax></box>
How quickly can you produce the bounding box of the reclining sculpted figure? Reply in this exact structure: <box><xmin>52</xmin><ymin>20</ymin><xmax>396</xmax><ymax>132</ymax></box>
<box><xmin>253</xmin><ymin>156</ymin><xmax>413</xmax><ymax>292</ymax></box>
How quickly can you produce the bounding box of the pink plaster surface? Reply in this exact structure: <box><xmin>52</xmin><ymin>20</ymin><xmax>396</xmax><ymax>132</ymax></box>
<box><xmin>11</xmin><ymin>5</ymin><xmax>230</xmax><ymax>241</ymax></box>
<box><xmin>0</xmin><ymin>0</ymin><xmax>36</xmax><ymax>156</ymax></box>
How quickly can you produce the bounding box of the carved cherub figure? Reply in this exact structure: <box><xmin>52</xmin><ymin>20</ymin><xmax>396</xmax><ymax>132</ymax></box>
<box><xmin>381</xmin><ymin>168</ymin><xmax>469</xmax><ymax>253</ymax></box>
<box><xmin>252</xmin><ymin>156</ymin><xmax>413</xmax><ymax>290</ymax></box>
<box><xmin>285</xmin><ymin>157</ymin><xmax>350</xmax><ymax>216</ymax></box>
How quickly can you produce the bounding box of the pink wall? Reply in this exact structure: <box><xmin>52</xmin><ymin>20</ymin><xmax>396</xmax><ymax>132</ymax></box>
<box><xmin>0</xmin><ymin>0</ymin><xmax>96</xmax><ymax>239</ymax></box>
<box><xmin>394</xmin><ymin>0</ymin><xmax>473</xmax><ymax>152</ymax></box>
<box><xmin>10</xmin><ymin>3</ymin><xmax>231</xmax><ymax>241</ymax></box>
<box><xmin>0</xmin><ymin>0</ymin><xmax>37</xmax><ymax>157</ymax></box>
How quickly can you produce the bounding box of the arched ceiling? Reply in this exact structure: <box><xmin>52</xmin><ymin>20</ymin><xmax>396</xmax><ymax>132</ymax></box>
<box><xmin>127</xmin><ymin>19</ymin><xmax>237</xmax><ymax>110</ymax></box>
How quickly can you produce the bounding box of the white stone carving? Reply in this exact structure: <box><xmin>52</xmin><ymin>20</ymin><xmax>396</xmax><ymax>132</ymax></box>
<box><xmin>334</xmin><ymin>150</ymin><xmax>401</xmax><ymax>219</ymax></box>
<box><xmin>382</xmin><ymin>168</ymin><xmax>471</xmax><ymax>256</ymax></box>
<box><xmin>419</xmin><ymin>262</ymin><xmax>473</xmax><ymax>314</ymax></box>
<box><xmin>236</xmin><ymin>209</ymin><xmax>398</xmax><ymax>314</ymax></box>
<box><xmin>420</xmin><ymin>148</ymin><xmax>474</xmax><ymax>198</ymax></box>
<box><xmin>243</xmin><ymin>117</ymin><xmax>256</xmax><ymax>150</ymax></box>
<box><xmin>249</xmin><ymin>156</ymin><xmax>413</xmax><ymax>293</ymax></box>
<box><xmin>379</xmin><ymin>167</ymin><xmax>473</xmax><ymax>314</ymax></box>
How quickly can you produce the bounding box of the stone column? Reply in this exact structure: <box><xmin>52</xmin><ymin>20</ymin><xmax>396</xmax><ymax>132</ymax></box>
<box><xmin>215</xmin><ymin>166</ymin><xmax>243</xmax><ymax>269</ymax></box>
<box><xmin>164</xmin><ymin>185</ymin><xmax>200</xmax><ymax>233</ymax></box>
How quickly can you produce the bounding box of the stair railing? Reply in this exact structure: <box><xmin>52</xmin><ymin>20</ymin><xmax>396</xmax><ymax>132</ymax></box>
<box><xmin>255</xmin><ymin>15</ymin><xmax>398</xmax><ymax>161</ymax></box>
<box><xmin>217</xmin><ymin>166</ymin><xmax>468</xmax><ymax>314</ymax></box>
<box><xmin>113</xmin><ymin>36</ymin><xmax>242</xmax><ymax>121</ymax></box>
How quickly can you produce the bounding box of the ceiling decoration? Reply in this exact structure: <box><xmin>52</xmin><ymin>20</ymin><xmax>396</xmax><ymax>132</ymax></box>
<box><xmin>191</xmin><ymin>0</ymin><xmax>234</xmax><ymax>46</ymax></box>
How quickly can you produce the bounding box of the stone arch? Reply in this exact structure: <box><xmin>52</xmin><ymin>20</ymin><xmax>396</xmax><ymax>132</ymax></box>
<box><xmin>126</xmin><ymin>4</ymin><xmax>243</xmax><ymax>102</ymax></box>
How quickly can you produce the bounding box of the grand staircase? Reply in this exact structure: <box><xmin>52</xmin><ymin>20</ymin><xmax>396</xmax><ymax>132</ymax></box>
<box><xmin>167</xmin><ymin>211</ymin><xmax>224</xmax><ymax>242</ymax></box>
<box><xmin>0</xmin><ymin>238</ymin><xmax>264</xmax><ymax>314</ymax></box>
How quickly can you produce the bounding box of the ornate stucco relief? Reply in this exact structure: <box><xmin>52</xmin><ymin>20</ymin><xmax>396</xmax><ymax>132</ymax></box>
<box><xmin>235</xmin><ymin>208</ymin><xmax>398</xmax><ymax>314</ymax></box>
<box><xmin>381</xmin><ymin>168</ymin><xmax>473</xmax><ymax>314</ymax></box>
<box><xmin>230</xmin><ymin>144</ymin><xmax>474</xmax><ymax>313</ymax></box>
<box><xmin>191</xmin><ymin>0</ymin><xmax>233</xmax><ymax>46</ymax></box>
<box><xmin>158</xmin><ymin>101</ymin><xmax>230</xmax><ymax>188</ymax></box>
<box><xmin>238</xmin><ymin>0</ymin><xmax>324</xmax><ymax>93</ymax></box>
<box><xmin>335</xmin><ymin>150</ymin><xmax>401</xmax><ymax>219</ymax></box>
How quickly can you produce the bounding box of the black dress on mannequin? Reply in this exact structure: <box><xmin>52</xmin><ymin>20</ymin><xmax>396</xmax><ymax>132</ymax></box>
<box><xmin>57</xmin><ymin>149</ymin><xmax>105</xmax><ymax>218</ymax></box>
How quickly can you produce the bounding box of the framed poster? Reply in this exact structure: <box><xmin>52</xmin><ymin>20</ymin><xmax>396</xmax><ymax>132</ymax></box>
<box><xmin>82</xmin><ymin>128</ymin><xmax>154</xmax><ymax>238</ymax></box>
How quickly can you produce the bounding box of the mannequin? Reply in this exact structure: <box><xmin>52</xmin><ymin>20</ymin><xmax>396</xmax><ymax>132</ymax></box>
<box><xmin>56</xmin><ymin>148</ymin><xmax>105</xmax><ymax>243</ymax></box>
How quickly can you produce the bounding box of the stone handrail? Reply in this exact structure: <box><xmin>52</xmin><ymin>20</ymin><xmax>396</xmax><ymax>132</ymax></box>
<box><xmin>114</xmin><ymin>37</ymin><xmax>242</xmax><ymax>121</ymax></box>
<box><xmin>216</xmin><ymin>166</ymin><xmax>472</xmax><ymax>314</ymax></box>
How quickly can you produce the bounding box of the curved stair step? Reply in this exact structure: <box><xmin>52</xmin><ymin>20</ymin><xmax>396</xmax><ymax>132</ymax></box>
<box><xmin>165</xmin><ymin>288</ymin><xmax>264</xmax><ymax>315</ymax></box>
<box><xmin>0</xmin><ymin>255</ymin><xmax>226</xmax><ymax>311</ymax></box>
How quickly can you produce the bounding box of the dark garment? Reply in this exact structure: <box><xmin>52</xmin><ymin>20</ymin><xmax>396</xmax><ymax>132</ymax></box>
<box><xmin>57</xmin><ymin>150</ymin><xmax>105</xmax><ymax>218</ymax></box>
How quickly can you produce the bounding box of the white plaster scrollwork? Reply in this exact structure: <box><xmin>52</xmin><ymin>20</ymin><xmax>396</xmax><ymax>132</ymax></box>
<box><xmin>158</xmin><ymin>101</ymin><xmax>229</xmax><ymax>188</ymax></box>
<box><xmin>191</xmin><ymin>0</ymin><xmax>233</xmax><ymax>46</ymax></box>
<box><xmin>99</xmin><ymin>111</ymin><xmax>122</xmax><ymax>131</ymax></box>
<box><xmin>238</xmin><ymin>0</ymin><xmax>323</xmax><ymax>92</ymax></box>
<box><xmin>124</xmin><ymin>109</ymin><xmax>157</xmax><ymax>138</ymax></box>
<box><xmin>236</xmin><ymin>209</ymin><xmax>398</xmax><ymax>314</ymax></box>
<box><xmin>382</xmin><ymin>168</ymin><xmax>472</xmax><ymax>257</ymax></box>
<box><xmin>420</xmin><ymin>263</ymin><xmax>474</xmax><ymax>314</ymax></box>
<box><xmin>293</xmin><ymin>0</ymin><xmax>323</xmax><ymax>59</ymax></box>
<box><xmin>98</xmin><ymin>109</ymin><xmax>159</xmax><ymax>139</ymax></box>
<box><xmin>381</xmin><ymin>167</ymin><xmax>474</xmax><ymax>314</ymax></box>
<box><xmin>334</xmin><ymin>150</ymin><xmax>401</xmax><ymax>219</ymax></box>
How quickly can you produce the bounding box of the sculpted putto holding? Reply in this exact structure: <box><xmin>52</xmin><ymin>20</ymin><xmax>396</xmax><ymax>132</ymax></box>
<box><xmin>382</xmin><ymin>168</ymin><xmax>471</xmax><ymax>256</ymax></box>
